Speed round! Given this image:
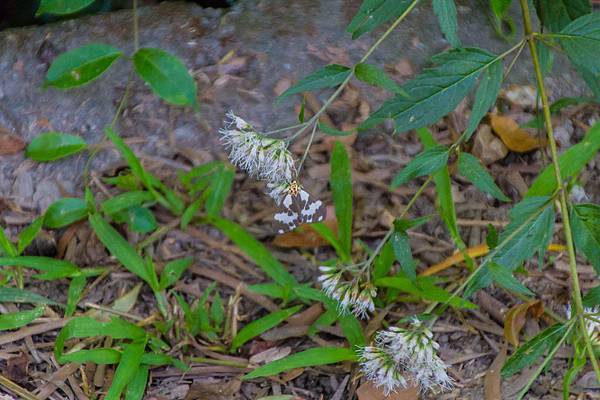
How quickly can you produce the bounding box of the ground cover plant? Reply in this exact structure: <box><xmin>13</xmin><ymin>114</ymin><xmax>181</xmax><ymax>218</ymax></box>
<box><xmin>1</xmin><ymin>0</ymin><xmax>600</xmax><ymax>398</ymax></box>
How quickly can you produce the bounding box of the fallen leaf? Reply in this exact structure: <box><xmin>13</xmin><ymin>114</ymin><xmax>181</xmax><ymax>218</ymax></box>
<box><xmin>185</xmin><ymin>378</ymin><xmax>241</xmax><ymax>400</ymax></box>
<box><xmin>357</xmin><ymin>381</ymin><xmax>420</xmax><ymax>400</ymax></box>
<box><xmin>490</xmin><ymin>113</ymin><xmax>545</xmax><ymax>153</ymax></box>
<box><xmin>0</xmin><ymin>131</ymin><xmax>25</xmax><ymax>155</ymax></box>
<box><xmin>286</xmin><ymin>303</ymin><xmax>324</xmax><ymax>326</ymax></box>
<box><xmin>249</xmin><ymin>346</ymin><xmax>292</xmax><ymax>365</ymax></box>
<box><xmin>472</xmin><ymin>125</ymin><xmax>508</xmax><ymax>165</ymax></box>
<box><xmin>484</xmin><ymin>342</ymin><xmax>507</xmax><ymax>400</ymax></box>
<box><xmin>272</xmin><ymin>206</ymin><xmax>337</xmax><ymax>248</ymax></box>
<box><xmin>281</xmin><ymin>367</ymin><xmax>304</xmax><ymax>382</ymax></box>
<box><xmin>4</xmin><ymin>352</ymin><xmax>29</xmax><ymax>382</ymax></box>
<box><xmin>503</xmin><ymin>300</ymin><xmax>544</xmax><ymax>346</ymax></box>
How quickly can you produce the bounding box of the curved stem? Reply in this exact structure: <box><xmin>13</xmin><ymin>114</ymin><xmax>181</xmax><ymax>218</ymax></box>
<box><xmin>297</xmin><ymin>122</ymin><xmax>318</xmax><ymax>173</ymax></box>
<box><xmin>362</xmin><ymin>174</ymin><xmax>434</xmax><ymax>271</ymax></box>
<box><xmin>518</xmin><ymin>0</ymin><xmax>600</xmax><ymax>382</ymax></box>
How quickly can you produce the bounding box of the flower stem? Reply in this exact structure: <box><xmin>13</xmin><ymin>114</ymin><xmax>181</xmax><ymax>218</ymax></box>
<box><xmin>518</xmin><ymin>0</ymin><xmax>600</xmax><ymax>382</ymax></box>
<box><xmin>363</xmin><ymin>175</ymin><xmax>434</xmax><ymax>271</ymax></box>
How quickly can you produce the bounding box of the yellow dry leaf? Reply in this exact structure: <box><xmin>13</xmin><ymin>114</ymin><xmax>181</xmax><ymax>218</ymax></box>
<box><xmin>489</xmin><ymin>113</ymin><xmax>545</xmax><ymax>153</ymax></box>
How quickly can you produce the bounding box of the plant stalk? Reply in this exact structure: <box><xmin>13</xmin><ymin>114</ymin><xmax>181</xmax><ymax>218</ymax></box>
<box><xmin>518</xmin><ymin>0</ymin><xmax>600</xmax><ymax>382</ymax></box>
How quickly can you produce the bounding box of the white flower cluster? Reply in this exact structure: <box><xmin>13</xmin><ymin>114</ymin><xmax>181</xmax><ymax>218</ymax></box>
<box><xmin>360</xmin><ymin>320</ymin><xmax>453</xmax><ymax>395</ymax></box>
<box><xmin>318</xmin><ymin>265</ymin><xmax>377</xmax><ymax>319</ymax></box>
<box><xmin>567</xmin><ymin>303</ymin><xmax>600</xmax><ymax>346</ymax></box>
<box><xmin>220</xmin><ymin>112</ymin><xmax>296</xmax><ymax>184</ymax></box>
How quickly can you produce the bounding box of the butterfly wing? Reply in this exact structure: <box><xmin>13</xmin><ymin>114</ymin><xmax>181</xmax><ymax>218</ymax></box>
<box><xmin>273</xmin><ymin>192</ymin><xmax>302</xmax><ymax>234</ymax></box>
<box><xmin>273</xmin><ymin>188</ymin><xmax>326</xmax><ymax>233</ymax></box>
<box><xmin>298</xmin><ymin>188</ymin><xmax>326</xmax><ymax>225</ymax></box>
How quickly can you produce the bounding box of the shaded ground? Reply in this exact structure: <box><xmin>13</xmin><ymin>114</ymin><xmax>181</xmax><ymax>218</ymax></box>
<box><xmin>0</xmin><ymin>1</ymin><xmax>599</xmax><ymax>399</ymax></box>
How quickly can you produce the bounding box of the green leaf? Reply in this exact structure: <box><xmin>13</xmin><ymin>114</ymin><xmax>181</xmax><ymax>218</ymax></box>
<box><xmin>535</xmin><ymin>0</ymin><xmax>591</xmax><ymax>32</ymax></box>
<box><xmin>88</xmin><ymin>214</ymin><xmax>153</xmax><ymax>287</ymax></box>
<box><xmin>346</xmin><ymin>0</ymin><xmax>414</xmax><ymax>39</ymax></box>
<box><xmin>583</xmin><ymin>284</ymin><xmax>600</xmax><ymax>307</ymax></box>
<box><xmin>17</xmin><ymin>217</ymin><xmax>44</xmax><ymax>254</ymax></box>
<box><xmin>45</xmin><ymin>44</ymin><xmax>122</xmax><ymax>89</ymax></box>
<box><xmin>210</xmin><ymin>292</ymin><xmax>225</xmax><ymax>329</ymax></box>
<box><xmin>231</xmin><ymin>306</ymin><xmax>302</xmax><ymax>351</ymax></box>
<box><xmin>375</xmin><ymin>277</ymin><xmax>476</xmax><ymax>308</ymax></box>
<box><xmin>0</xmin><ymin>256</ymin><xmax>79</xmax><ymax>280</ymax></box>
<box><xmin>391</xmin><ymin>145</ymin><xmax>449</xmax><ymax>188</ymax></box>
<box><xmin>433</xmin><ymin>0</ymin><xmax>461</xmax><ymax>48</ymax></box>
<box><xmin>243</xmin><ymin>347</ymin><xmax>357</xmax><ymax>380</ymax></box>
<box><xmin>65</xmin><ymin>276</ymin><xmax>86</xmax><ymax>317</ymax></box>
<box><xmin>466</xmin><ymin>197</ymin><xmax>556</xmax><ymax>296</ymax></box>
<box><xmin>458</xmin><ymin>152</ymin><xmax>509</xmax><ymax>201</ymax></box>
<box><xmin>391</xmin><ymin>229</ymin><xmax>416</xmax><ymax>281</ymax></box>
<box><xmin>133</xmin><ymin>48</ymin><xmax>198</xmax><ymax>109</ymax></box>
<box><xmin>317</xmin><ymin>122</ymin><xmax>354</xmax><ymax>137</ymax></box>
<box><xmin>571</xmin><ymin>203</ymin><xmax>600</xmax><ymax>274</ymax></box>
<box><xmin>0</xmin><ymin>287</ymin><xmax>59</xmax><ymax>305</ymax></box>
<box><xmin>493</xmin><ymin>197</ymin><xmax>555</xmax><ymax>270</ymax></box>
<box><xmin>501</xmin><ymin>323</ymin><xmax>570</xmax><ymax>377</ymax></box>
<box><xmin>101</xmin><ymin>191</ymin><xmax>155</xmax><ymax>216</ymax></box>
<box><xmin>105</xmin><ymin>340</ymin><xmax>147</xmax><ymax>400</ymax></box>
<box><xmin>331</xmin><ymin>142</ymin><xmax>353</xmax><ymax>257</ymax></box>
<box><xmin>159</xmin><ymin>257</ymin><xmax>193</xmax><ymax>290</ymax></box>
<box><xmin>372</xmin><ymin>240</ymin><xmax>395</xmax><ymax>279</ymax></box>
<box><xmin>278</xmin><ymin>65</ymin><xmax>351</xmax><ymax>101</ymax></box>
<box><xmin>247</xmin><ymin>283</ymin><xmax>286</xmax><ymax>299</ymax></box>
<box><xmin>116</xmin><ymin>206</ymin><xmax>157</xmax><ymax>234</ymax></box>
<box><xmin>54</xmin><ymin>316</ymin><xmax>145</xmax><ymax>364</ymax></box>
<box><xmin>355</xmin><ymin>63</ymin><xmax>405</xmax><ymax>94</ymax></box>
<box><xmin>527</xmin><ymin>122</ymin><xmax>600</xmax><ymax>197</ymax></box>
<box><xmin>311</xmin><ymin>222</ymin><xmax>348</xmax><ymax>260</ymax></box>
<box><xmin>0</xmin><ymin>306</ymin><xmax>45</xmax><ymax>330</ymax></box>
<box><xmin>26</xmin><ymin>132</ymin><xmax>87</xmax><ymax>162</ymax></box>
<box><xmin>205</xmin><ymin>166</ymin><xmax>235</xmax><ymax>217</ymax></box>
<box><xmin>488</xmin><ymin>262</ymin><xmax>534</xmax><ymax>295</ymax></box>
<box><xmin>463</xmin><ymin>59</ymin><xmax>503</xmax><ymax>141</ymax></box>
<box><xmin>44</xmin><ymin>198</ymin><xmax>88</xmax><ymax>229</ymax></box>
<box><xmin>491</xmin><ymin>0</ymin><xmax>514</xmax><ymax>17</ymax></box>
<box><xmin>363</xmin><ymin>48</ymin><xmax>498</xmax><ymax>133</ymax></box>
<box><xmin>211</xmin><ymin>217</ymin><xmax>297</xmax><ymax>289</ymax></box>
<box><xmin>417</xmin><ymin>128</ymin><xmax>463</xmax><ymax>247</ymax></box>
<box><xmin>558</xmin><ymin>13</ymin><xmax>600</xmax><ymax>74</ymax></box>
<box><xmin>36</xmin><ymin>0</ymin><xmax>94</xmax><ymax>16</ymax></box>
<box><xmin>0</xmin><ymin>226</ymin><xmax>17</xmax><ymax>257</ymax></box>
<box><xmin>124</xmin><ymin>365</ymin><xmax>149</xmax><ymax>400</ymax></box>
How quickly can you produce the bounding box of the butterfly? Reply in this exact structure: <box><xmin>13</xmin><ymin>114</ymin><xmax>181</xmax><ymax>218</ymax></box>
<box><xmin>273</xmin><ymin>181</ymin><xmax>326</xmax><ymax>234</ymax></box>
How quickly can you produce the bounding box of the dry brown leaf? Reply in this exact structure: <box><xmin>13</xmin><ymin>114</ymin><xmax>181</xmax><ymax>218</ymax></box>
<box><xmin>503</xmin><ymin>300</ymin><xmax>544</xmax><ymax>346</ymax></box>
<box><xmin>484</xmin><ymin>342</ymin><xmax>507</xmax><ymax>400</ymax></box>
<box><xmin>357</xmin><ymin>381</ymin><xmax>420</xmax><ymax>400</ymax></box>
<box><xmin>249</xmin><ymin>346</ymin><xmax>291</xmax><ymax>365</ymax></box>
<box><xmin>4</xmin><ymin>352</ymin><xmax>29</xmax><ymax>382</ymax></box>
<box><xmin>281</xmin><ymin>367</ymin><xmax>304</xmax><ymax>382</ymax></box>
<box><xmin>286</xmin><ymin>303</ymin><xmax>324</xmax><ymax>326</ymax></box>
<box><xmin>272</xmin><ymin>206</ymin><xmax>337</xmax><ymax>248</ymax></box>
<box><xmin>185</xmin><ymin>379</ymin><xmax>241</xmax><ymax>400</ymax></box>
<box><xmin>490</xmin><ymin>113</ymin><xmax>545</xmax><ymax>153</ymax></box>
<box><xmin>0</xmin><ymin>132</ymin><xmax>25</xmax><ymax>155</ymax></box>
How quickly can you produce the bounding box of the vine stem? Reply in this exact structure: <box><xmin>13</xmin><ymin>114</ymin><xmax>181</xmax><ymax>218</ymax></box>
<box><xmin>286</xmin><ymin>0</ymin><xmax>421</xmax><ymax>144</ymax></box>
<box><xmin>362</xmin><ymin>174</ymin><xmax>434</xmax><ymax>271</ymax></box>
<box><xmin>518</xmin><ymin>0</ymin><xmax>600</xmax><ymax>382</ymax></box>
